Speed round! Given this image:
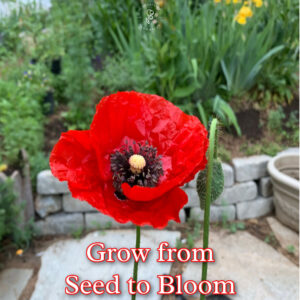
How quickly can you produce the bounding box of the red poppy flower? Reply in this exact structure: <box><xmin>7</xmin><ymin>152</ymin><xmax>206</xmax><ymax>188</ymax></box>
<box><xmin>50</xmin><ymin>91</ymin><xmax>208</xmax><ymax>228</ymax></box>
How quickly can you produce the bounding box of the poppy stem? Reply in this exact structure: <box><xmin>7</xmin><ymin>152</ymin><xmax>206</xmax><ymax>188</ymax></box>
<box><xmin>132</xmin><ymin>225</ymin><xmax>141</xmax><ymax>300</ymax></box>
<box><xmin>200</xmin><ymin>118</ymin><xmax>218</xmax><ymax>300</ymax></box>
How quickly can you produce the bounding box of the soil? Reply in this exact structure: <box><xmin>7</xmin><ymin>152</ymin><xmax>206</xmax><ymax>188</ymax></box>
<box><xmin>43</xmin><ymin>105</ymin><xmax>67</xmax><ymax>154</ymax></box>
<box><xmin>235</xmin><ymin>109</ymin><xmax>262</xmax><ymax>140</ymax></box>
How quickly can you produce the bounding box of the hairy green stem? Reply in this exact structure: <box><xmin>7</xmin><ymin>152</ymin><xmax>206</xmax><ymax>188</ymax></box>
<box><xmin>132</xmin><ymin>225</ymin><xmax>141</xmax><ymax>300</ymax></box>
<box><xmin>200</xmin><ymin>118</ymin><xmax>218</xmax><ymax>300</ymax></box>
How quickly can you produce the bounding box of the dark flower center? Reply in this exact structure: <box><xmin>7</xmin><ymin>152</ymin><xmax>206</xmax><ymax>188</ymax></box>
<box><xmin>110</xmin><ymin>141</ymin><xmax>164</xmax><ymax>200</ymax></box>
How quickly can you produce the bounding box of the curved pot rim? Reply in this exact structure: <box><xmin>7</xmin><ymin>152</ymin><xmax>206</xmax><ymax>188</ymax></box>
<box><xmin>267</xmin><ymin>153</ymin><xmax>299</xmax><ymax>190</ymax></box>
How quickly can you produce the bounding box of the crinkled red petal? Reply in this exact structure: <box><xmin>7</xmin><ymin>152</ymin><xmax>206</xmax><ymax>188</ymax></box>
<box><xmin>49</xmin><ymin>130</ymin><xmax>101</xmax><ymax>191</ymax></box>
<box><xmin>102</xmin><ymin>185</ymin><xmax>188</xmax><ymax>228</ymax></box>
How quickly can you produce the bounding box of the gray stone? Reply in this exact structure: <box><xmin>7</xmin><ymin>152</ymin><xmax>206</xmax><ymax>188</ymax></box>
<box><xmin>233</xmin><ymin>155</ymin><xmax>271</xmax><ymax>182</ymax></box>
<box><xmin>184</xmin><ymin>188</ymin><xmax>199</xmax><ymax>207</ymax></box>
<box><xmin>0</xmin><ymin>172</ymin><xmax>7</xmax><ymax>184</ymax></box>
<box><xmin>37</xmin><ymin>170</ymin><xmax>69</xmax><ymax>195</ymax></box>
<box><xmin>183</xmin><ymin>230</ymin><xmax>299</xmax><ymax>299</ymax></box>
<box><xmin>214</xmin><ymin>181</ymin><xmax>257</xmax><ymax>205</ymax></box>
<box><xmin>11</xmin><ymin>170</ymin><xmax>23</xmax><ymax>202</ymax></box>
<box><xmin>259</xmin><ymin>177</ymin><xmax>273</xmax><ymax>197</ymax></box>
<box><xmin>168</xmin><ymin>209</ymin><xmax>186</xmax><ymax>226</ymax></box>
<box><xmin>188</xmin><ymin>173</ymin><xmax>198</xmax><ymax>188</ymax></box>
<box><xmin>35</xmin><ymin>195</ymin><xmax>62</xmax><ymax>218</ymax></box>
<box><xmin>0</xmin><ymin>268</ymin><xmax>33</xmax><ymax>300</ymax></box>
<box><xmin>11</xmin><ymin>170</ymin><xmax>26</xmax><ymax>226</ymax></box>
<box><xmin>85</xmin><ymin>212</ymin><xmax>132</xmax><ymax>230</ymax></box>
<box><xmin>267</xmin><ymin>217</ymin><xmax>299</xmax><ymax>258</ymax></box>
<box><xmin>237</xmin><ymin>197</ymin><xmax>273</xmax><ymax>220</ymax></box>
<box><xmin>35</xmin><ymin>213</ymin><xmax>84</xmax><ymax>235</ymax></box>
<box><xmin>222</xmin><ymin>162</ymin><xmax>234</xmax><ymax>187</ymax></box>
<box><xmin>179</xmin><ymin>208</ymin><xmax>186</xmax><ymax>223</ymax></box>
<box><xmin>30</xmin><ymin>230</ymin><xmax>180</xmax><ymax>300</ymax></box>
<box><xmin>190</xmin><ymin>205</ymin><xmax>236</xmax><ymax>222</ymax></box>
<box><xmin>20</xmin><ymin>149</ymin><xmax>35</xmax><ymax>221</ymax></box>
<box><xmin>63</xmin><ymin>193</ymin><xmax>96</xmax><ymax>212</ymax></box>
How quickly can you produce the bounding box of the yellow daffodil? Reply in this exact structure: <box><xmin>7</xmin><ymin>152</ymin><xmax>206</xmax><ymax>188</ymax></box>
<box><xmin>253</xmin><ymin>0</ymin><xmax>263</xmax><ymax>7</ymax></box>
<box><xmin>226</xmin><ymin>0</ymin><xmax>231</xmax><ymax>4</ymax></box>
<box><xmin>214</xmin><ymin>0</ymin><xmax>222</xmax><ymax>3</ymax></box>
<box><xmin>239</xmin><ymin>6</ymin><xmax>253</xmax><ymax>18</ymax></box>
<box><xmin>0</xmin><ymin>164</ymin><xmax>7</xmax><ymax>172</ymax></box>
<box><xmin>233</xmin><ymin>0</ymin><xmax>242</xmax><ymax>3</ymax></box>
<box><xmin>235</xmin><ymin>15</ymin><xmax>247</xmax><ymax>25</ymax></box>
<box><xmin>16</xmin><ymin>249</ymin><xmax>23</xmax><ymax>256</ymax></box>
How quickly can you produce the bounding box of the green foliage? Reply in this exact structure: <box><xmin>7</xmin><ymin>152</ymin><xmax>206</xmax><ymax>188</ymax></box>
<box><xmin>100</xmin><ymin>0</ymin><xmax>298</xmax><ymax>133</ymax></box>
<box><xmin>71</xmin><ymin>226</ymin><xmax>84</xmax><ymax>240</ymax></box>
<box><xmin>29</xmin><ymin>152</ymin><xmax>49</xmax><ymax>191</ymax></box>
<box><xmin>255</xmin><ymin>0</ymin><xmax>299</xmax><ymax>105</ymax></box>
<box><xmin>264</xmin><ymin>232</ymin><xmax>277</xmax><ymax>246</ymax></box>
<box><xmin>286</xmin><ymin>245</ymin><xmax>295</xmax><ymax>254</ymax></box>
<box><xmin>229</xmin><ymin>222</ymin><xmax>246</xmax><ymax>233</ymax></box>
<box><xmin>197</xmin><ymin>96</ymin><xmax>241</xmax><ymax>135</ymax></box>
<box><xmin>0</xmin><ymin>59</ymin><xmax>48</xmax><ymax>164</ymax></box>
<box><xmin>218</xmin><ymin>145</ymin><xmax>231</xmax><ymax>163</ymax></box>
<box><xmin>267</xmin><ymin>107</ymin><xmax>299</xmax><ymax>145</ymax></box>
<box><xmin>0</xmin><ymin>179</ymin><xmax>35</xmax><ymax>249</ymax></box>
<box><xmin>268</xmin><ymin>107</ymin><xmax>285</xmax><ymax>132</ymax></box>
<box><xmin>240</xmin><ymin>141</ymin><xmax>285</xmax><ymax>157</ymax></box>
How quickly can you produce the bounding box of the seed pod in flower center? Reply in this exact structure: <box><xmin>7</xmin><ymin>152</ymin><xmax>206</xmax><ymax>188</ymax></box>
<box><xmin>129</xmin><ymin>154</ymin><xmax>146</xmax><ymax>174</ymax></box>
<box><xmin>110</xmin><ymin>142</ymin><xmax>164</xmax><ymax>200</ymax></box>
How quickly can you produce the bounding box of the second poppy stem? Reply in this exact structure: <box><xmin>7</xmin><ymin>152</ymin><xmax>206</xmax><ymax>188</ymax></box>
<box><xmin>132</xmin><ymin>225</ymin><xmax>141</xmax><ymax>300</ymax></box>
<box><xmin>200</xmin><ymin>118</ymin><xmax>218</xmax><ymax>300</ymax></box>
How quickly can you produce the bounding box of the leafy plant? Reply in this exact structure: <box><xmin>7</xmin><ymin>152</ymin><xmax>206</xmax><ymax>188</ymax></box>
<box><xmin>286</xmin><ymin>245</ymin><xmax>295</xmax><ymax>255</ymax></box>
<box><xmin>29</xmin><ymin>152</ymin><xmax>49</xmax><ymax>191</ymax></box>
<box><xmin>0</xmin><ymin>179</ymin><xmax>35</xmax><ymax>249</ymax></box>
<box><xmin>0</xmin><ymin>61</ymin><xmax>46</xmax><ymax>164</ymax></box>
<box><xmin>240</xmin><ymin>141</ymin><xmax>282</xmax><ymax>157</ymax></box>
<box><xmin>264</xmin><ymin>232</ymin><xmax>277</xmax><ymax>245</ymax></box>
<box><xmin>71</xmin><ymin>226</ymin><xmax>84</xmax><ymax>239</ymax></box>
<box><xmin>268</xmin><ymin>107</ymin><xmax>285</xmax><ymax>133</ymax></box>
<box><xmin>267</xmin><ymin>107</ymin><xmax>299</xmax><ymax>145</ymax></box>
<box><xmin>229</xmin><ymin>221</ymin><xmax>246</xmax><ymax>233</ymax></box>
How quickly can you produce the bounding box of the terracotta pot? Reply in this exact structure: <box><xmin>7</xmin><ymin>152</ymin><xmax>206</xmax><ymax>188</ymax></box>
<box><xmin>268</xmin><ymin>154</ymin><xmax>299</xmax><ymax>232</ymax></box>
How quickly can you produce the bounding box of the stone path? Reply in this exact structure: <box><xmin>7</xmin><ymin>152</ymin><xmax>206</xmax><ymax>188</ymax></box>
<box><xmin>183</xmin><ymin>230</ymin><xmax>299</xmax><ymax>300</ymax></box>
<box><xmin>267</xmin><ymin>216</ymin><xmax>299</xmax><ymax>259</ymax></box>
<box><xmin>0</xmin><ymin>227</ymin><xmax>298</xmax><ymax>299</ymax></box>
<box><xmin>0</xmin><ymin>268</ymin><xmax>33</xmax><ymax>300</ymax></box>
<box><xmin>30</xmin><ymin>229</ymin><xmax>180</xmax><ymax>300</ymax></box>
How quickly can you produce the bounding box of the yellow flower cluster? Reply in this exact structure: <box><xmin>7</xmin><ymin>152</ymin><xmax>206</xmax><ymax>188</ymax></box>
<box><xmin>0</xmin><ymin>164</ymin><xmax>7</xmax><ymax>172</ymax></box>
<box><xmin>214</xmin><ymin>0</ymin><xmax>264</xmax><ymax>25</ymax></box>
<box><xmin>235</xmin><ymin>4</ymin><xmax>253</xmax><ymax>25</ymax></box>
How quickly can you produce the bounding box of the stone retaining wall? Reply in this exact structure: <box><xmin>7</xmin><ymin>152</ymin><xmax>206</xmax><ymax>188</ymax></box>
<box><xmin>32</xmin><ymin>154</ymin><xmax>275</xmax><ymax>235</ymax></box>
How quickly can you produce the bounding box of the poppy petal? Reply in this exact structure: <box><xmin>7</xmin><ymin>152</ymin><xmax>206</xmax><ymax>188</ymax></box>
<box><xmin>49</xmin><ymin>130</ymin><xmax>101</xmax><ymax>190</ymax></box>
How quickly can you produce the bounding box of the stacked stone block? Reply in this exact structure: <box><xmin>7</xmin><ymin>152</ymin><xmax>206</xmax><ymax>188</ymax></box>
<box><xmin>34</xmin><ymin>155</ymin><xmax>274</xmax><ymax>235</ymax></box>
<box><xmin>185</xmin><ymin>157</ymin><xmax>274</xmax><ymax>222</ymax></box>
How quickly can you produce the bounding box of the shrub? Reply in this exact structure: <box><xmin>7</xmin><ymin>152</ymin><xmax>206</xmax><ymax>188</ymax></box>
<box><xmin>0</xmin><ymin>60</ymin><xmax>48</xmax><ymax>164</ymax></box>
<box><xmin>0</xmin><ymin>179</ymin><xmax>35</xmax><ymax>249</ymax></box>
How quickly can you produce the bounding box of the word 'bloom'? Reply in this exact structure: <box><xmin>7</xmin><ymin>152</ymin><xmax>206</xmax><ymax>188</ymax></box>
<box><xmin>50</xmin><ymin>91</ymin><xmax>208</xmax><ymax>228</ymax></box>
